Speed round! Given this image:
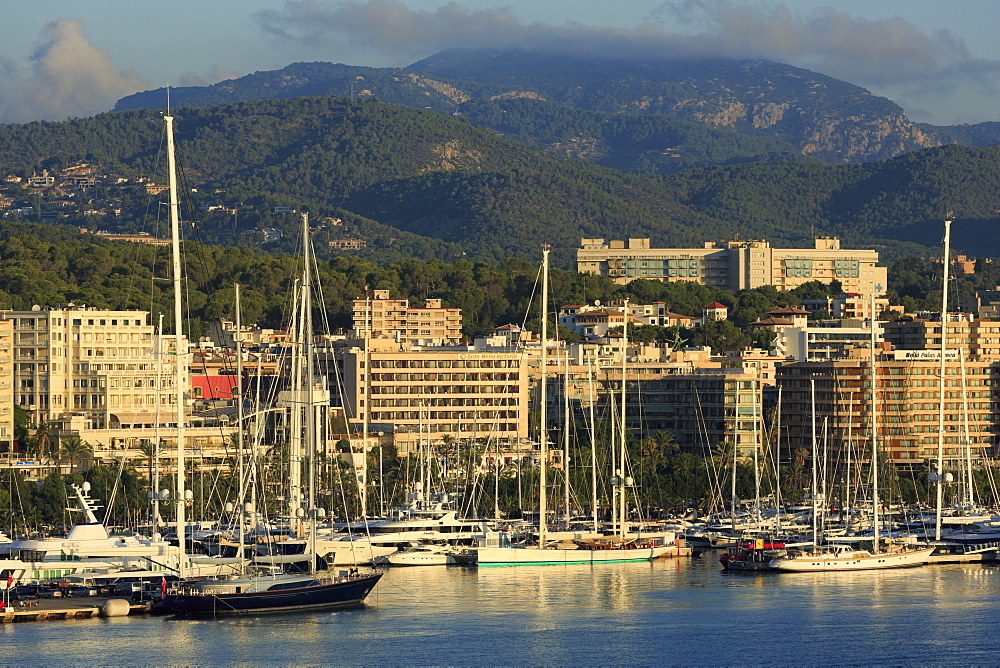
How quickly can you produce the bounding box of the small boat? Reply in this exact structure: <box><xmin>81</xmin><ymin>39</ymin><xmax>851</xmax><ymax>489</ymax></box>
<box><xmin>720</xmin><ymin>539</ymin><xmax>789</xmax><ymax>572</ymax></box>
<box><xmin>158</xmin><ymin>570</ymin><xmax>382</xmax><ymax>616</ymax></box>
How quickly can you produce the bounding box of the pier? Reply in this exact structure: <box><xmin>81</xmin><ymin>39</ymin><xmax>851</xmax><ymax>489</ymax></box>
<box><xmin>0</xmin><ymin>597</ymin><xmax>152</xmax><ymax>623</ymax></box>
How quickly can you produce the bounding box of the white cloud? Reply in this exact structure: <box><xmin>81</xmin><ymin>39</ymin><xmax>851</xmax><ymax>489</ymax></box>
<box><xmin>0</xmin><ymin>19</ymin><xmax>148</xmax><ymax>124</ymax></box>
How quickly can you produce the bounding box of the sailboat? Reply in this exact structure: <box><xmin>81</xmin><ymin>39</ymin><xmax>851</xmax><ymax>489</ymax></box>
<box><xmin>769</xmin><ymin>292</ymin><xmax>934</xmax><ymax>572</ymax></box>
<box><xmin>155</xmin><ymin>114</ymin><xmax>380</xmax><ymax>615</ymax></box>
<box><xmin>473</xmin><ymin>248</ymin><xmax>679</xmax><ymax>566</ymax></box>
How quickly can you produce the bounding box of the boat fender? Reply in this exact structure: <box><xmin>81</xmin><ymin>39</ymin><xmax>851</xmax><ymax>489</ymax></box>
<box><xmin>100</xmin><ymin>598</ymin><xmax>132</xmax><ymax>617</ymax></box>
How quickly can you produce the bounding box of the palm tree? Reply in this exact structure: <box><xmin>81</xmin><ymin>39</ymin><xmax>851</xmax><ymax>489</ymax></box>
<box><xmin>136</xmin><ymin>439</ymin><xmax>158</xmax><ymax>493</ymax></box>
<box><xmin>58</xmin><ymin>436</ymin><xmax>92</xmax><ymax>474</ymax></box>
<box><xmin>643</xmin><ymin>431</ymin><xmax>679</xmax><ymax>473</ymax></box>
<box><xmin>34</xmin><ymin>422</ymin><xmax>55</xmax><ymax>459</ymax></box>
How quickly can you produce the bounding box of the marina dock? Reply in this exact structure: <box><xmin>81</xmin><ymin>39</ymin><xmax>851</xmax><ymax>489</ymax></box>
<box><xmin>1</xmin><ymin>598</ymin><xmax>152</xmax><ymax>623</ymax></box>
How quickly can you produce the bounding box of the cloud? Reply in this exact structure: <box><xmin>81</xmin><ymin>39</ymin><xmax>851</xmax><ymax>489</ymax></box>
<box><xmin>0</xmin><ymin>19</ymin><xmax>148</xmax><ymax>124</ymax></box>
<box><xmin>178</xmin><ymin>66</ymin><xmax>243</xmax><ymax>87</ymax></box>
<box><xmin>254</xmin><ymin>0</ymin><xmax>1000</xmax><ymax>124</ymax></box>
<box><xmin>651</xmin><ymin>1</ymin><xmax>979</xmax><ymax>92</ymax></box>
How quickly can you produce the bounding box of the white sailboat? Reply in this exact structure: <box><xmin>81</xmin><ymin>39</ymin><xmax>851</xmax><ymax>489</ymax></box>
<box><xmin>769</xmin><ymin>292</ymin><xmax>934</xmax><ymax>571</ymax></box>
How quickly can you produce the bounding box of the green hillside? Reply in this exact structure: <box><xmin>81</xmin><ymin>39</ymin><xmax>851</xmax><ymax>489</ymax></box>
<box><xmin>3</xmin><ymin>95</ymin><xmax>1000</xmax><ymax>265</ymax></box>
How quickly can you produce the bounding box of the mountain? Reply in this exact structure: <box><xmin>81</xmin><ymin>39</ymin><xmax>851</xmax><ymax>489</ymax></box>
<box><xmin>115</xmin><ymin>50</ymin><xmax>954</xmax><ymax>167</ymax></box>
<box><xmin>411</xmin><ymin>49</ymin><xmax>946</xmax><ymax>163</ymax></box>
<box><xmin>115</xmin><ymin>62</ymin><xmax>465</xmax><ymax>115</ymax></box>
<box><xmin>4</xmin><ymin>96</ymin><xmax>1000</xmax><ymax>265</ymax></box>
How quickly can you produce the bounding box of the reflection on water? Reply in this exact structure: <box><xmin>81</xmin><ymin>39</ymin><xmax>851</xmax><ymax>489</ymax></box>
<box><xmin>4</xmin><ymin>557</ymin><xmax>999</xmax><ymax>665</ymax></box>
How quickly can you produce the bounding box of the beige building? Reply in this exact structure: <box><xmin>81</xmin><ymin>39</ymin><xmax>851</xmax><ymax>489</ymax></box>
<box><xmin>353</xmin><ymin>290</ymin><xmax>462</xmax><ymax>346</ymax></box>
<box><xmin>5</xmin><ymin>307</ymin><xmax>163</xmax><ymax>426</ymax></box>
<box><xmin>0</xmin><ymin>319</ymin><xmax>13</xmax><ymax>448</ymax></box>
<box><xmin>777</xmin><ymin>348</ymin><xmax>996</xmax><ymax>466</ymax></box>
<box><xmin>577</xmin><ymin>237</ymin><xmax>887</xmax><ymax>297</ymax></box>
<box><xmin>882</xmin><ymin>316</ymin><xmax>1000</xmax><ymax>359</ymax></box>
<box><xmin>0</xmin><ymin>307</ymin><xmax>239</xmax><ymax>458</ymax></box>
<box><xmin>336</xmin><ymin>342</ymin><xmax>529</xmax><ymax>453</ymax></box>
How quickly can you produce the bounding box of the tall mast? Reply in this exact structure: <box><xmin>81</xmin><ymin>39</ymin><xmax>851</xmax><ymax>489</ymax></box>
<box><xmin>235</xmin><ymin>283</ymin><xmax>245</xmax><ymax>561</ymax></box>
<box><xmin>870</xmin><ymin>290</ymin><xmax>880</xmax><ymax>553</ymax></box>
<box><xmin>563</xmin><ymin>350</ymin><xmax>571</xmax><ymax>527</ymax></box>
<box><xmin>619</xmin><ymin>299</ymin><xmax>629</xmax><ymax>539</ymax></box>
<box><xmin>587</xmin><ymin>354</ymin><xmax>598</xmax><ymax>534</ymax></box>
<box><xmin>538</xmin><ymin>247</ymin><xmax>549</xmax><ymax>548</ymax></box>
<box><xmin>960</xmin><ymin>348</ymin><xmax>975</xmax><ymax>508</ymax></box>
<box><xmin>165</xmin><ymin>114</ymin><xmax>187</xmax><ymax>579</ymax></box>
<box><xmin>935</xmin><ymin>218</ymin><xmax>952</xmax><ymax>541</ymax></box>
<box><xmin>362</xmin><ymin>287</ymin><xmax>370</xmax><ymax>517</ymax></box>
<box><xmin>302</xmin><ymin>213</ymin><xmax>318</xmax><ymax>574</ymax></box>
<box><xmin>810</xmin><ymin>378</ymin><xmax>818</xmax><ymax>546</ymax></box>
<box><xmin>153</xmin><ymin>312</ymin><xmax>164</xmax><ymax>534</ymax></box>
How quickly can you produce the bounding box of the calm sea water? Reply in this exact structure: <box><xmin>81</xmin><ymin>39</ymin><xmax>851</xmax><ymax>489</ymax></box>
<box><xmin>4</xmin><ymin>555</ymin><xmax>999</xmax><ymax>666</ymax></box>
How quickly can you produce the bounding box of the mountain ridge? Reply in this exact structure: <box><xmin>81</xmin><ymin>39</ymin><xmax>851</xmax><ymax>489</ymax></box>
<box><xmin>114</xmin><ymin>49</ymin><xmax>967</xmax><ymax>166</ymax></box>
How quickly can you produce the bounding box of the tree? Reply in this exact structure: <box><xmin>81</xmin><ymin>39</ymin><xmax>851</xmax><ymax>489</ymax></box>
<box><xmin>58</xmin><ymin>437</ymin><xmax>93</xmax><ymax>474</ymax></box>
<box><xmin>690</xmin><ymin>320</ymin><xmax>751</xmax><ymax>354</ymax></box>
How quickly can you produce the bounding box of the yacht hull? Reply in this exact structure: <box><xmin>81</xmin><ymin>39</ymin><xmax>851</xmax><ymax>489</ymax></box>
<box><xmin>158</xmin><ymin>573</ymin><xmax>382</xmax><ymax>616</ymax></box>
<box><xmin>768</xmin><ymin>546</ymin><xmax>935</xmax><ymax>572</ymax></box>
<box><xmin>475</xmin><ymin>545</ymin><xmax>671</xmax><ymax>566</ymax></box>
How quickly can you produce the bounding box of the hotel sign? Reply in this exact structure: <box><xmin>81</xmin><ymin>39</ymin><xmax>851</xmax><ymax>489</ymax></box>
<box><xmin>892</xmin><ymin>350</ymin><xmax>960</xmax><ymax>361</ymax></box>
<box><xmin>459</xmin><ymin>353</ymin><xmax>521</xmax><ymax>360</ymax></box>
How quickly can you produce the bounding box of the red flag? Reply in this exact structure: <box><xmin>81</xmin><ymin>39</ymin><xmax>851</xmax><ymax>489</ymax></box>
<box><xmin>160</xmin><ymin>577</ymin><xmax>167</xmax><ymax>596</ymax></box>
<box><xmin>5</xmin><ymin>575</ymin><xmax>12</xmax><ymax>589</ymax></box>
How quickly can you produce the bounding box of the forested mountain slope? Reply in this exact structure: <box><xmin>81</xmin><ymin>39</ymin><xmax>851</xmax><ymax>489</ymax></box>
<box><xmin>4</xmin><ymin>96</ymin><xmax>1000</xmax><ymax>263</ymax></box>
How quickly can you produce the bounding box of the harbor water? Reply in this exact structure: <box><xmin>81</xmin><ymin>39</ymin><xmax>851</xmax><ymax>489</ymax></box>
<box><xmin>4</xmin><ymin>555</ymin><xmax>999</xmax><ymax>665</ymax></box>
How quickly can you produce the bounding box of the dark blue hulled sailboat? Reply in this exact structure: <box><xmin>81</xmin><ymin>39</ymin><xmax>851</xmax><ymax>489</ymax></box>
<box><xmin>153</xmin><ymin>114</ymin><xmax>381</xmax><ymax>617</ymax></box>
<box><xmin>158</xmin><ymin>571</ymin><xmax>382</xmax><ymax>616</ymax></box>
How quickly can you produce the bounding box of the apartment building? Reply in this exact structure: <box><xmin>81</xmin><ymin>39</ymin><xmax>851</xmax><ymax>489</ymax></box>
<box><xmin>6</xmin><ymin>307</ymin><xmax>158</xmax><ymax>424</ymax></box>
<box><xmin>882</xmin><ymin>315</ymin><xmax>1000</xmax><ymax>359</ymax></box>
<box><xmin>771</xmin><ymin>319</ymin><xmax>882</xmax><ymax>361</ymax></box>
<box><xmin>352</xmin><ymin>290</ymin><xmax>462</xmax><ymax>345</ymax></box>
<box><xmin>336</xmin><ymin>342</ymin><xmax>529</xmax><ymax>453</ymax></box>
<box><xmin>801</xmin><ymin>293</ymin><xmax>894</xmax><ymax>319</ymax></box>
<box><xmin>577</xmin><ymin>237</ymin><xmax>887</xmax><ymax>297</ymax></box>
<box><xmin>777</xmin><ymin>348</ymin><xmax>996</xmax><ymax>466</ymax></box>
<box><xmin>0</xmin><ymin>319</ymin><xmax>14</xmax><ymax>448</ymax></box>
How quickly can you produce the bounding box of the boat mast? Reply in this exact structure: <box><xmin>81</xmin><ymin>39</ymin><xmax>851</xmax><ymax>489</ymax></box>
<box><xmin>362</xmin><ymin>286</ymin><xmax>371</xmax><ymax>517</ymax></box>
<box><xmin>870</xmin><ymin>290</ymin><xmax>880</xmax><ymax>553</ymax></box>
<box><xmin>810</xmin><ymin>378</ymin><xmax>818</xmax><ymax>546</ymax></box>
<box><xmin>960</xmin><ymin>348</ymin><xmax>975</xmax><ymax>508</ymax></box>
<box><xmin>538</xmin><ymin>246</ymin><xmax>549</xmax><ymax>548</ymax></box>
<box><xmin>236</xmin><ymin>283</ymin><xmax>245</xmax><ymax>560</ymax></box>
<box><xmin>752</xmin><ymin>374</ymin><xmax>761</xmax><ymax>529</ymax></box>
<box><xmin>165</xmin><ymin>113</ymin><xmax>187</xmax><ymax>579</ymax></box>
<box><xmin>289</xmin><ymin>278</ymin><xmax>303</xmax><ymax>520</ymax></box>
<box><xmin>587</xmin><ymin>354</ymin><xmax>598</xmax><ymax>534</ymax></box>
<box><xmin>935</xmin><ymin>218</ymin><xmax>952</xmax><ymax>541</ymax></box>
<box><xmin>732</xmin><ymin>386</ymin><xmax>739</xmax><ymax>533</ymax></box>
<box><xmin>619</xmin><ymin>299</ymin><xmax>628</xmax><ymax>540</ymax></box>
<box><xmin>563</xmin><ymin>350</ymin><xmax>571</xmax><ymax>528</ymax></box>
<box><xmin>153</xmin><ymin>312</ymin><xmax>164</xmax><ymax>534</ymax></box>
<box><xmin>302</xmin><ymin>213</ymin><xmax>318</xmax><ymax>575</ymax></box>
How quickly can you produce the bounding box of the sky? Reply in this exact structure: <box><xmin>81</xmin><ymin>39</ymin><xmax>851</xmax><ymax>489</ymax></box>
<box><xmin>1</xmin><ymin>0</ymin><xmax>999</xmax><ymax>126</ymax></box>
